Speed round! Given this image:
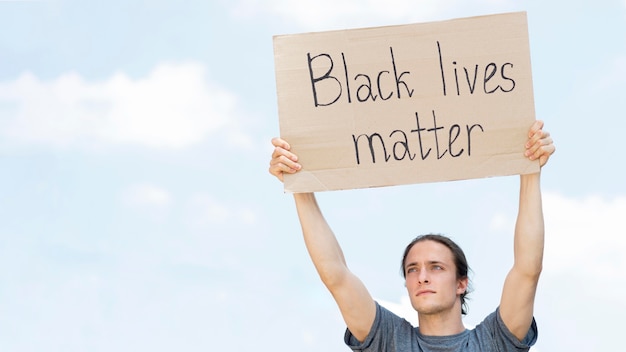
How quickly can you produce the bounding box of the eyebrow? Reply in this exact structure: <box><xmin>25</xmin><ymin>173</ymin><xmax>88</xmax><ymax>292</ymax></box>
<box><xmin>405</xmin><ymin>260</ymin><xmax>447</xmax><ymax>269</ymax></box>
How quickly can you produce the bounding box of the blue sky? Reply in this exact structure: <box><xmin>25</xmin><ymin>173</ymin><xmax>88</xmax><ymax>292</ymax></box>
<box><xmin>1</xmin><ymin>1</ymin><xmax>625</xmax><ymax>351</ymax></box>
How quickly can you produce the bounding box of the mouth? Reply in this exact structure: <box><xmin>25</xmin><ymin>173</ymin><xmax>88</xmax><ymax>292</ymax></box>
<box><xmin>416</xmin><ymin>289</ymin><xmax>436</xmax><ymax>297</ymax></box>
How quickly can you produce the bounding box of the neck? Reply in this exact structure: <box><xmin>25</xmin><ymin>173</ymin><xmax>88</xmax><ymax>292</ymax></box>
<box><xmin>416</xmin><ymin>305</ymin><xmax>465</xmax><ymax>336</ymax></box>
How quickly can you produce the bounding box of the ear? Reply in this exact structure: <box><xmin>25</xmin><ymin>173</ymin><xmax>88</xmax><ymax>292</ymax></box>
<box><xmin>456</xmin><ymin>277</ymin><xmax>469</xmax><ymax>295</ymax></box>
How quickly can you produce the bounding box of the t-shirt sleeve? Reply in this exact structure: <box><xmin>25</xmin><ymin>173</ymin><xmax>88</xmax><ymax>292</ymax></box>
<box><xmin>344</xmin><ymin>301</ymin><xmax>415</xmax><ymax>352</ymax></box>
<box><xmin>477</xmin><ymin>307</ymin><xmax>538</xmax><ymax>351</ymax></box>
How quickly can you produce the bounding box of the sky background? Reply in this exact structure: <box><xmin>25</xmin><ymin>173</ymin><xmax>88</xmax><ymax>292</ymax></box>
<box><xmin>0</xmin><ymin>0</ymin><xmax>625</xmax><ymax>351</ymax></box>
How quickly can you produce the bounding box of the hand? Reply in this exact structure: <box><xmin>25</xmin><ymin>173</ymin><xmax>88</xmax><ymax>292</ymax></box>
<box><xmin>525</xmin><ymin>120</ymin><xmax>555</xmax><ymax>167</ymax></box>
<box><xmin>269</xmin><ymin>137</ymin><xmax>302</xmax><ymax>182</ymax></box>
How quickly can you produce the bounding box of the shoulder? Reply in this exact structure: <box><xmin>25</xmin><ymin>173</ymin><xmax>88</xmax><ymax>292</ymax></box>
<box><xmin>471</xmin><ymin>307</ymin><xmax>538</xmax><ymax>349</ymax></box>
<box><xmin>344</xmin><ymin>302</ymin><xmax>416</xmax><ymax>350</ymax></box>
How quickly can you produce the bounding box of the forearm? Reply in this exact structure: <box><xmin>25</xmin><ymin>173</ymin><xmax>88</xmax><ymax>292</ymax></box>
<box><xmin>513</xmin><ymin>172</ymin><xmax>545</xmax><ymax>277</ymax></box>
<box><xmin>293</xmin><ymin>193</ymin><xmax>348</xmax><ymax>287</ymax></box>
<box><xmin>498</xmin><ymin>121</ymin><xmax>553</xmax><ymax>339</ymax></box>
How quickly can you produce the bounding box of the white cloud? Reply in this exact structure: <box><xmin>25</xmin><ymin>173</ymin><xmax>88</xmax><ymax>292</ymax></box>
<box><xmin>591</xmin><ymin>54</ymin><xmax>626</xmax><ymax>92</ymax></box>
<box><xmin>121</xmin><ymin>184</ymin><xmax>172</xmax><ymax>209</ymax></box>
<box><xmin>232</xmin><ymin>0</ymin><xmax>521</xmax><ymax>30</ymax></box>
<box><xmin>232</xmin><ymin>0</ymin><xmax>441</xmax><ymax>29</ymax></box>
<box><xmin>0</xmin><ymin>62</ymin><xmax>237</xmax><ymax>150</ymax></box>
<box><xmin>483</xmin><ymin>191</ymin><xmax>626</xmax><ymax>301</ymax></box>
<box><xmin>543</xmin><ymin>192</ymin><xmax>626</xmax><ymax>278</ymax></box>
<box><xmin>184</xmin><ymin>195</ymin><xmax>259</xmax><ymax>229</ymax></box>
<box><xmin>488</xmin><ymin>213</ymin><xmax>511</xmax><ymax>232</ymax></box>
<box><xmin>192</xmin><ymin>195</ymin><xmax>231</xmax><ymax>225</ymax></box>
<box><xmin>483</xmin><ymin>191</ymin><xmax>626</xmax><ymax>281</ymax></box>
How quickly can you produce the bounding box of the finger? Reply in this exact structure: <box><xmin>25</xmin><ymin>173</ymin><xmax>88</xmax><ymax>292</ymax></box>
<box><xmin>271</xmin><ymin>137</ymin><xmax>290</xmax><ymax>150</ymax></box>
<box><xmin>525</xmin><ymin>120</ymin><xmax>544</xmax><ymax>151</ymax></box>
<box><xmin>537</xmin><ymin>144</ymin><xmax>555</xmax><ymax>167</ymax></box>
<box><xmin>268</xmin><ymin>162</ymin><xmax>296</xmax><ymax>182</ymax></box>
<box><xmin>269</xmin><ymin>154</ymin><xmax>300</xmax><ymax>171</ymax></box>
<box><xmin>271</xmin><ymin>137</ymin><xmax>299</xmax><ymax>163</ymax></box>
<box><xmin>525</xmin><ymin>134</ymin><xmax>540</xmax><ymax>158</ymax></box>
<box><xmin>528</xmin><ymin>137</ymin><xmax>555</xmax><ymax>166</ymax></box>
<box><xmin>271</xmin><ymin>146</ymin><xmax>299</xmax><ymax>165</ymax></box>
<box><xmin>525</xmin><ymin>126</ymin><xmax>551</xmax><ymax>156</ymax></box>
<box><xmin>525</xmin><ymin>128</ymin><xmax>546</xmax><ymax>151</ymax></box>
<box><xmin>529</xmin><ymin>137</ymin><xmax>551</xmax><ymax>159</ymax></box>
<box><xmin>526</xmin><ymin>133</ymin><xmax>548</xmax><ymax>158</ymax></box>
<box><xmin>527</xmin><ymin>120</ymin><xmax>544</xmax><ymax>138</ymax></box>
<box><xmin>269</xmin><ymin>154</ymin><xmax>301</xmax><ymax>177</ymax></box>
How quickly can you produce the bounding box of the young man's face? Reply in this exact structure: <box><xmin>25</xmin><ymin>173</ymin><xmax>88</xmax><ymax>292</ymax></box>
<box><xmin>403</xmin><ymin>240</ymin><xmax>468</xmax><ymax>316</ymax></box>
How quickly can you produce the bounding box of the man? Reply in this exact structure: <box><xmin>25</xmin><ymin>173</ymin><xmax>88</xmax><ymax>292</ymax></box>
<box><xmin>269</xmin><ymin>120</ymin><xmax>555</xmax><ymax>351</ymax></box>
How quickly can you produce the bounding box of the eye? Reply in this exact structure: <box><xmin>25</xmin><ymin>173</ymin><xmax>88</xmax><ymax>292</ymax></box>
<box><xmin>432</xmin><ymin>265</ymin><xmax>443</xmax><ymax>270</ymax></box>
<box><xmin>406</xmin><ymin>267</ymin><xmax>417</xmax><ymax>274</ymax></box>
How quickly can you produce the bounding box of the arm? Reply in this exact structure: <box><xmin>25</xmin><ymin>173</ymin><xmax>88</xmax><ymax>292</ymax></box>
<box><xmin>269</xmin><ymin>138</ymin><xmax>376</xmax><ymax>342</ymax></box>
<box><xmin>499</xmin><ymin>120</ymin><xmax>555</xmax><ymax>340</ymax></box>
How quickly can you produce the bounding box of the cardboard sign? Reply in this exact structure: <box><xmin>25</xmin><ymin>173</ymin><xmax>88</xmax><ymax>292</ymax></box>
<box><xmin>273</xmin><ymin>12</ymin><xmax>539</xmax><ymax>193</ymax></box>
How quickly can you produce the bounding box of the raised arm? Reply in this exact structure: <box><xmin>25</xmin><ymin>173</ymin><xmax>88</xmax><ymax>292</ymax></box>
<box><xmin>269</xmin><ymin>138</ymin><xmax>376</xmax><ymax>342</ymax></box>
<box><xmin>499</xmin><ymin>120</ymin><xmax>555</xmax><ymax>340</ymax></box>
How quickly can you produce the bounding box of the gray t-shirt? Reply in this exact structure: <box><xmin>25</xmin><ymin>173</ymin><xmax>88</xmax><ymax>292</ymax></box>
<box><xmin>345</xmin><ymin>302</ymin><xmax>537</xmax><ymax>352</ymax></box>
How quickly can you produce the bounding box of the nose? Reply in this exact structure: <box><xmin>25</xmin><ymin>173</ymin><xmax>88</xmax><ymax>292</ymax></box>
<box><xmin>418</xmin><ymin>268</ymin><xmax>429</xmax><ymax>284</ymax></box>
